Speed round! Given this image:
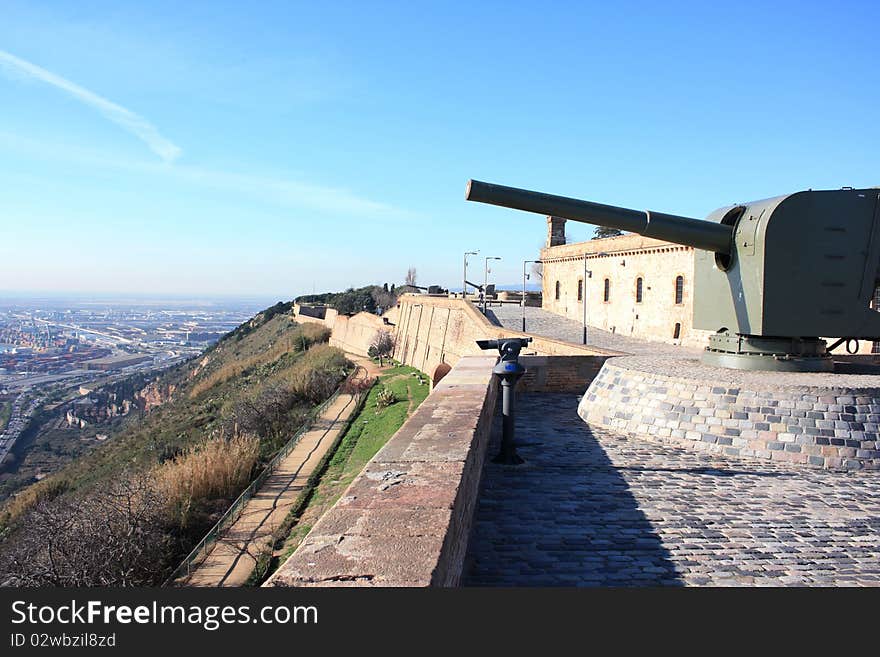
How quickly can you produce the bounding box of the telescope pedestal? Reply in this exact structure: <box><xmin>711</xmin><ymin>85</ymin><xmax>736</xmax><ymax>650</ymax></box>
<box><xmin>701</xmin><ymin>333</ymin><xmax>833</xmax><ymax>373</ymax></box>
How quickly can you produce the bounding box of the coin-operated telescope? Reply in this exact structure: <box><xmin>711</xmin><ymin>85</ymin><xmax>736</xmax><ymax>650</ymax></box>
<box><xmin>477</xmin><ymin>337</ymin><xmax>532</xmax><ymax>464</ymax></box>
<box><xmin>466</xmin><ymin>179</ymin><xmax>880</xmax><ymax>372</ymax></box>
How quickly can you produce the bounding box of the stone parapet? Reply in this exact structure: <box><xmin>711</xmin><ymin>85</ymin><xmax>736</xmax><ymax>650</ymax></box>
<box><xmin>392</xmin><ymin>294</ymin><xmax>618</xmax><ymax>384</ymax></box>
<box><xmin>519</xmin><ymin>355</ymin><xmax>611</xmax><ymax>393</ymax></box>
<box><xmin>579</xmin><ymin>356</ymin><xmax>880</xmax><ymax>471</ymax></box>
<box><xmin>266</xmin><ymin>355</ymin><xmax>499</xmax><ymax>587</ymax></box>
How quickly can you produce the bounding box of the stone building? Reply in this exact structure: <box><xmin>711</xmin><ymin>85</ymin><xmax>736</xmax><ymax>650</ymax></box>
<box><xmin>539</xmin><ymin>216</ymin><xmax>877</xmax><ymax>352</ymax></box>
<box><xmin>540</xmin><ymin>216</ymin><xmax>709</xmax><ymax>347</ymax></box>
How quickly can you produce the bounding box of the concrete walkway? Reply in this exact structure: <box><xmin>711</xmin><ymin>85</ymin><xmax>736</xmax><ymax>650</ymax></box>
<box><xmin>180</xmin><ymin>355</ymin><xmax>379</xmax><ymax>587</ymax></box>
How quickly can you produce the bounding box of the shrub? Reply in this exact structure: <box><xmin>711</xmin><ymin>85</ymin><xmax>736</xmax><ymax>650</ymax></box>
<box><xmin>283</xmin><ymin>345</ymin><xmax>351</xmax><ymax>404</ymax></box>
<box><xmin>0</xmin><ymin>475</ymin><xmax>171</xmax><ymax>587</ymax></box>
<box><xmin>296</xmin><ymin>323</ymin><xmax>331</xmax><ymax>349</ymax></box>
<box><xmin>375</xmin><ymin>387</ymin><xmax>397</xmax><ymax>411</ymax></box>
<box><xmin>155</xmin><ymin>433</ymin><xmax>260</xmax><ymax>529</ymax></box>
<box><xmin>341</xmin><ymin>375</ymin><xmax>376</xmax><ymax>395</ymax></box>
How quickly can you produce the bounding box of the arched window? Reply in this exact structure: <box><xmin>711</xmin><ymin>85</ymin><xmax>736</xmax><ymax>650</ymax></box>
<box><xmin>555</xmin><ymin>280</ymin><xmax>561</xmax><ymax>301</ymax></box>
<box><xmin>635</xmin><ymin>277</ymin><xmax>643</xmax><ymax>303</ymax></box>
<box><xmin>577</xmin><ymin>278</ymin><xmax>583</xmax><ymax>302</ymax></box>
<box><xmin>603</xmin><ymin>278</ymin><xmax>611</xmax><ymax>302</ymax></box>
<box><xmin>675</xmin><ymin>276</ymin><xmax>684</xmax><ymax>305</ymax></box>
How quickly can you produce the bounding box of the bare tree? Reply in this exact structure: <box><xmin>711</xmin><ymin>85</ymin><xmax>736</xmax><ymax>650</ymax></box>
<box><xmin>405</xmin><ymin>267</ymin><xmax>417</xmax><ymax>288</ymax></box>
<box><xmin>233</xmin><ymin>384</ymin><xmax>302</xmax><ymax>448</ymax></box>
<box><xmin>370</xmin><ymin>286</ymin><xmax>396</xmax><ymax>313</ymax></box>
<box><xmin>368</xmin><ymin>330</ymin><xmax>396</xmax><ymax>366</ymax></box>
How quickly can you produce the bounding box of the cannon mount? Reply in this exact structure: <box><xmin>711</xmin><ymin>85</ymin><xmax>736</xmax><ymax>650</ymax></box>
<box><xmin>465</xmin><ymin>179</ymin><xmax>880</xmax><ymax>372</ymax></box>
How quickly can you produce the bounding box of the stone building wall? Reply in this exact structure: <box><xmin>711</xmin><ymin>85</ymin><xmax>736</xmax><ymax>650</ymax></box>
<box><xmin>540</xmin><ymin>233</ymin><xmax>710</xmax><ymax>348</ymax></box>
<box><xmin>539</xmin><ymin>226</ymin><xmax>877</xmax><ymax>354</ymax></box>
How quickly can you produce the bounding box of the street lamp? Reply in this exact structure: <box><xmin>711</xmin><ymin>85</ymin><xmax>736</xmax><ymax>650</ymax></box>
<box><xmin>463</xmin><ymin>251</ymin><xmax>478</xmax><ymax>299</ymax></box>
<box><xmin>522</xmin><ymin>260</ymin><xmax>541</xmax><ymax>333</ymax></box>
<box><xmin>583</xmin><ymin>254</ymin><xmax>591</xmax><ymax>345</ymax></box>
<box><xmin>583</xmin><ymin>251</ymin><xmax>608</xmax><ymax>345</ymax></box>
<box><xmin>483</xmin><ymin>256</ymin><xmax>501</xmax><ymax>314</ymax></box>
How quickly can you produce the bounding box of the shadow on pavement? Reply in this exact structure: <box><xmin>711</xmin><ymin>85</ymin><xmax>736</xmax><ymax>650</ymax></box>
<box><xmin>464</xmin><ymin>393</ymin><xmax>683</xmax><ymax>586</ymax></box>
<box><xmin>615</xmin><ymin>465</ymin><xmax>796</xmax><ymax>478</ymax></box>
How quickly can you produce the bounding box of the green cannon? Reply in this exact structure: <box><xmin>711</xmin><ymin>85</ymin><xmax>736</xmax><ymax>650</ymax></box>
<box><xmin>465</xmin><ymin>179</ymin><xmax>880</xmax><ymax>372</ymax></box>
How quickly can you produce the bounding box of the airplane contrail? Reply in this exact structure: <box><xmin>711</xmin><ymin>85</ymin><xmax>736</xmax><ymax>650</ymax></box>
<box><xmin>0</xmin><ymin>49</ymin><xmax>181</xmax><ymax>163</ymax></box>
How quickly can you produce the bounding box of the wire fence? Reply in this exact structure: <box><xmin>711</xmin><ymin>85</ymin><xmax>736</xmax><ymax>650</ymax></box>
<box><xmin>164</xmin><ymin>368</ymin><xmax>366</xmax><ymax>585</ymax></box>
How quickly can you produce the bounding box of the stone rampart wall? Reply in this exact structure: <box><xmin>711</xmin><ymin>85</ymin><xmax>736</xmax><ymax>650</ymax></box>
<box><xmin>579</xmin><ymin>356</ymin><xmax>880</xmax><ymax>471</ymax></box>
<box><xmin>295</xmin><ymin>296</ymin><xmax>619</xmax><ymax>386</ymax></box>
<box><xmin>327</xmin><ymin>311</ymin><xmax>387</xmax><ymax>357</ymax></box>
<box><xmin>391</xmin><ymin>295</ymin><xmax>617</xmax><ymax>384</ymax></box>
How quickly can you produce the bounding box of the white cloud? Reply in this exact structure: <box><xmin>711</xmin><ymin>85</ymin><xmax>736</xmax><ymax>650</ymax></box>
<box><xmin>0</xmin><ymin>131</ymin><xmax>411</xmax><ymax>220</ymax></box>
<box><xmin>0</xmin><ymin>49</ymin><xmax>181</xmax><ymax>163</ymax></box>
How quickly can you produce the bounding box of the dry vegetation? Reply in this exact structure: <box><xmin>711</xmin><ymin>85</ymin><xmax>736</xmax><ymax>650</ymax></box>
<box><xmin>189</xmin><ymin>323</ymin><xmax>330</xmax><ymax>399</ymax></box>
<box><xmin>2</xmin><ymin>434</ymin><xmax>262</xmax><ymax>586</ymax></box>
<box><xmin>1</xmin><ymin>475</ymin><xmax>171</xmax><ymax>586</ymax></box>
<box><xmin>156</xmin><ymin>432</ymin><xmax>260</xmax><ymax>529</ymax></box>
<box><xmin>0</xmin><ymin>477</ymin><xmax>70</xmax><ymax>528</ymax></box>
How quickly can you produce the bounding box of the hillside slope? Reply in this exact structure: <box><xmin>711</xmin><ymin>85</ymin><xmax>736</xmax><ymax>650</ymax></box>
<box><xmin>0</xmin><ymin>301</ymin><xmax>354</xmax><ymax>586</ymax></box>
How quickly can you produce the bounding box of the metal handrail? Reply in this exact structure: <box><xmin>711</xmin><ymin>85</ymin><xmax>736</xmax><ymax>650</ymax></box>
<box><xmin>164</xmin><ymin>368</ymin><xmax>363</xmax><ymax>585</ymax></box>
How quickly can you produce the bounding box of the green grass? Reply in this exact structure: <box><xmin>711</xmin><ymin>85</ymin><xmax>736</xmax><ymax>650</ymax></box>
<box><xmin>248</xmin><ymin>364</ymin><xmax>430</xmax><ymax>584</ymax></box>
<box><xmin>343</xmin><ymin>368</ymin><xmax>427</xmax><ymax>469</ymax></box>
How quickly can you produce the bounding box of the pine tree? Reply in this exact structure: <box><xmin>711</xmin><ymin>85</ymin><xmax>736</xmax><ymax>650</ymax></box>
<box><xmin>593</xmin><ymin>226</ymin><xmax>624</xmax><ymax>239</ymax></box>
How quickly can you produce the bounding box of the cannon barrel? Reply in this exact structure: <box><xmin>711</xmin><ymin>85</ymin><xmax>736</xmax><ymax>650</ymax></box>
<box><xmin>465</xmin><ymin>179</ymin><xmax>734</xmax><ymax>254</ymax></box>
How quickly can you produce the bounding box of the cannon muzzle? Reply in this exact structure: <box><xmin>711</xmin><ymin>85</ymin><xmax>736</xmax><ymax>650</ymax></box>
<box><xmin>465</xmin><ymin>179</ymin><xmax>733</xmax><ymax>254</ymax></box>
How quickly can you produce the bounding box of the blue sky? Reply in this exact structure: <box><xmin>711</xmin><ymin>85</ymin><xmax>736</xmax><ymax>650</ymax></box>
<box><xmin>0</xmin><ymin>1</ymin><xmax>877</xmax><ymax>298</ymax></box>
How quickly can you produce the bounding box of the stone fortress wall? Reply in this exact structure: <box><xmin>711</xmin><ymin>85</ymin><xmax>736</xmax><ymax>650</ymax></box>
<box><xmin>295</xmin><ymin>296</ymin><xmax>616</xmax><ymax>387</ymax></box>
<box><xmin>293</xmin><ymin>304</ymin><xmax>386</xmax><ymax>358</ymax></box>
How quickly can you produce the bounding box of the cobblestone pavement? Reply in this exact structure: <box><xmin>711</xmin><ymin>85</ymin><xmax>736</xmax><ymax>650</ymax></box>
<box><xmin>486</xmin><ymin>304</ymin><xmax>700</xmax><ymax>357</ymax></box>
<box><xmin>464</xmin><ymin>393</ymin><xmax>880</xmax><ymax>586</ymax></box>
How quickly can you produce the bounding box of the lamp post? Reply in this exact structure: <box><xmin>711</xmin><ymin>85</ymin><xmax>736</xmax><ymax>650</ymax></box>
<box><xmin>483</xmin><ymin>256</ymin><xmax>501</xmax><ymax>315</ymax></box>
<box><xmin>522</xmin><ymin>260</ymin><xmax>541</xmax><ymax>333</ymax></box>
<box><xmin>583</xmin><ymin>251</ymin><xmax>608</xmax><ymax>345</ymax></box>
<box><xmin>463</xmin><ymin>250</ymin><xmax>478</xmax><ymax>299</ymax></box>
<box><xmin>583</xmin><ymin>254</ymin><xmax>591</xmax><ymax>345</ymax></box>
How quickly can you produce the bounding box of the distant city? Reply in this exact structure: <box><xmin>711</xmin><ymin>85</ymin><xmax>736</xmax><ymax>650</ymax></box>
<box><xmin>0</xmin><ymin>294</ymin><xmax>277</xmax><ymax>467</ymax></box>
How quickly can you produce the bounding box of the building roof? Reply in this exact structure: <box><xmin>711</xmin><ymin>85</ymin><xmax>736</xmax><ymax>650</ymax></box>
<box><xmin>540</xmin><ymin>233</ymin><xmax>690</xmax><ymax>261</ymax></box>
